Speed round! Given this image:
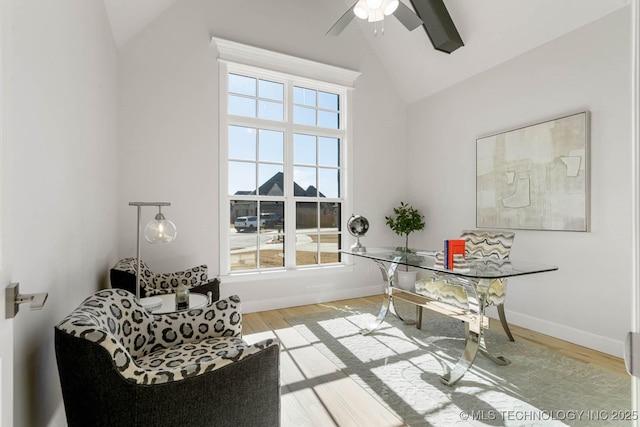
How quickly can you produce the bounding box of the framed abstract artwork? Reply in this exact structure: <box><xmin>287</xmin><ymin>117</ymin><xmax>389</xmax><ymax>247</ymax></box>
<box><xmin>476</xmin><ymin>111</ymin><xmax>590</xmax><ymax>231</ymax></box>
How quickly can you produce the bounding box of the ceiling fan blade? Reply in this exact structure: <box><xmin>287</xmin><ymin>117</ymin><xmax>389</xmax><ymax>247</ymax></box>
<box><xmin>326</xmin><ymin>2</ymin><xmax>358</xmax><ymax>36</ymax></box>
<box><xmin>393</xmin><ymin>1</ymin><xmax>423</xmax><ymax>31</ymax></box>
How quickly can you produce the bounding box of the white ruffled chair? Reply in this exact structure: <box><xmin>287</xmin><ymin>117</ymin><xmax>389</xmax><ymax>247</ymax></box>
<box><xmin>415</xmin><ymin>229</ymin><xmax>516</xmax><ymax>341</ymax></box>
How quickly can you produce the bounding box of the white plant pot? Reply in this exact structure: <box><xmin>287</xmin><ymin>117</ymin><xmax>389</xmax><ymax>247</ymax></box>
<box><xmin>395</xmin><ymin>270</ymin><xmax>417</xmax><ymax>292</ymax></box>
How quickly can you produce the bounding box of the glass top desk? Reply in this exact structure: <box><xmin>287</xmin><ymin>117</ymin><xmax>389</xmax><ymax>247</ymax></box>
<box><xmin>341</xmin><ymin>247</ymin><xmax>558</xmax><ymax>386</ymax></box>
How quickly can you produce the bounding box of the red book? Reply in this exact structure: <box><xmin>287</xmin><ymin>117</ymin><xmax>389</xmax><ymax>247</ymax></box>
<box><xmin>445</xmin><ymin>239</ymin><xmax>465</xmax><ymax>269</ymax></box>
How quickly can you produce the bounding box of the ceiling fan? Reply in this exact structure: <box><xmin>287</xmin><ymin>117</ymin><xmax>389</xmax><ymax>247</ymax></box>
<box><xmin>327</xmin><ymin>0</ymin><xmax>423</xmax><ymax>36</ymax></box>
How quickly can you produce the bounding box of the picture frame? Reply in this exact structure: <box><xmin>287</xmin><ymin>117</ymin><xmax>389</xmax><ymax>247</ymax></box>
<box><xmin>476</xmin><ymin>111</ymin><xmax>590</xmax><ymax>232</ymax></box>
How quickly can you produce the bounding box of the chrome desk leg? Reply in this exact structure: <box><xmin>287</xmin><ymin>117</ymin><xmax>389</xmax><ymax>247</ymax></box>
<box><xmin>361</xmin><ymin>290</ymin><xmax>391</xmax><ymax>335</ymax></box>
<box><xmin>361</xmin><ymin>257</ymin><xmax>415</xmax><ymax>335</ymax></box>
<box><xmin>441</xmin><ymin>331</ymin><xmax>481</xmax><ymax>386</ymax></box>
<box><xmin>463</xmin><ymin>323</ymin><xmax>510</xmax><ymax>366</ymax></box>
<box><xmin>480</xmin><ymin>341</ymin><xmax>511</xmax><ymax>365</ymax></box>
<box><xmin>440</xmin><ymin>277</ymin><xmax>509</xmax><ymax>386</ymax></box>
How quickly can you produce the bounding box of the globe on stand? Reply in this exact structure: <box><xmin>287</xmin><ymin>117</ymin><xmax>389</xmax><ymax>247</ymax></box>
<box><xmin>347</xmin><ymin>214</ymin><xmax>369</xmax><ymax>253</ymax></box>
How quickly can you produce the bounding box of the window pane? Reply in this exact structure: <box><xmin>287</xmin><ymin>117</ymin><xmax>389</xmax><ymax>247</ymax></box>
<box><xmin>260</xmin><ymin>201</ymin><xmax>284</xmax><ymax>231</ymax></box>
<box><xmin>296</xmin><ymin>239</ymin><xmax>318</xmax><ymax>266</ymax></box>
<box><xmin>259</xmin><ymin>80</ymin><xmax>284</xmax><ymax>101</ymax></box>
<box><xmin>230</xmin><ymin>243</ymin><xmax>257</xmax><ymax>270</ymax></box>
<box><xmin>230</xmin><ymin>200</ymin><xmax>257</xmax><ymax>231</ymax></box>
<box><xmin>294</xmin><ymin>166</ymin><xmax>317</xmax><ymax>197</ymax></box>
<box><xmin>258</xmin><ymin>100</ymin><xmax>284</xmax><ymax>121</ymax></box>
<box><xmin>229</xmin><ymin>200</ymin><xmax>286</xmax><ymax>272</ymax></box>
<box><xmin>228</xmin><ymin>126</ymin><xmax>256</xmax><ymax>160</ymax></box>
<box><xmin>293</xmin><ymin>106</ymin><xmax>316</xmax><ymax>126</ymax></box>
<box><xmin>259</xmin><ymin>164</ymin><xmax>284</xmax><ymax>196</ymax></box>
<box><xmin>320</xmin><ymin>202</ymin><xmax>340</xmax><ymax>231</ymax></box>
<box><xmin>318</xmin><ymin>137</ymin><xmax>339</xmax><ymax>167</ymax></box>
<box><xmin>294</xmin><ymin>86</ymin><xmax>316</xmax><ymax>106</ymax></box>
<box><xmin>229</xmin><ymin>74</ymin><xmax>256</xmax><ymax>96</ymax></box>
<box><xmin>259</xmin><ymin>130</ymin><xmax>284</xmax><ymax>163</ymax></box>
<box><xmin>259</xmin><ymin>239</ymin><xmax>284</xmax><ymax>268</ymax></box>
<box><xmin>319</xmin><ymin>234</ymin><xmax>340</xmax><ymax>264</ymax></box>
<box><xmin>228</xmin><ymin>161</ymin><xmax>256</xmax><ymax>195</ymax></box>
<box><xmin>318</xmin><ymin>168</ymin><xmax>339</xmax><ymax>198</ymax></box>
<box><xmin>318</xmin><ymin>91</ymin><xmax>339</xmax><ymax>110</ymax></box>
<box><xmin>293</xmin><ymin>134</ymin><xmax>316</xmax><ymax>165</ymax></box>
<box><xmin>259</xmin><ymin>201</ymin><xmax>285</xmax><ymax>268</ymax></box>
<box><xmin>229</xmin><ymin>95</ymin><xmax>256</xmax><ymax>117</ymax></box>
<box><xmin>318</xmin><ymin>110</ymin><xmax>339</xmax><ymax>129</ymax></box>
<box><xmin>230</xmin><ymin>200</ymin><xmax>257</xmax><ymax>271</ymax></box>
<box><xmin>296</xmin><ymin>202</ymin><xmax>317</xmax><ymax>230</ymax></box>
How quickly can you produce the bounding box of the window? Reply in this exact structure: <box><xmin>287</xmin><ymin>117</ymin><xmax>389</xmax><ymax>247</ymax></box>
<box><xmin>215</xmin><ymin>38</ymin><xmax>359</xmax><ymax>275</ymax></box>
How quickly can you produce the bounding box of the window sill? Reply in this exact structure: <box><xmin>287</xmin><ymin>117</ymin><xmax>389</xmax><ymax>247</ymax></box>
<box><xmin>220</xmin><ymin>263</ymin><xmax>355</xmax><ymax>284</ymax></box>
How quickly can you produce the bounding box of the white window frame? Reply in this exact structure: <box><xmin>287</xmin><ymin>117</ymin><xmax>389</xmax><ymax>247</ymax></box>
<box><xmin>213</xmin><ymin>38</ymin><xmax>360</xmax><ymax>278</ymax></box>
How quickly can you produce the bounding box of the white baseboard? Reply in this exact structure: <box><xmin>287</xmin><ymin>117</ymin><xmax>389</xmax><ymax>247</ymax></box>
<box><xmin>241</xmin><ymin>284</ymin><xmax>384</xmax><ymax>313</ymax></box>
<box><xmin>502</xmin><ymin>308</ymin><xmax>625</xmax><ymax>358</ymax></box>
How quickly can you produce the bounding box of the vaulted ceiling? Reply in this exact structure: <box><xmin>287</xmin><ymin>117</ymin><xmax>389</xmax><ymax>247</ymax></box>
<box><xmin>103</xmin><ymin>0</ymin><xmax>630</xmax><ymax>104</ymax></box>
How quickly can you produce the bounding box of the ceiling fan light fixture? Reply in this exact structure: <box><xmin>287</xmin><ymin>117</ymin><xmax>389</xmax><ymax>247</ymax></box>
<box><xmin>367</xmin><ymin>9</ymin><xmax>384</xmax><ymax>23</ymax></box>
<box><xmin>327</xmin><ymin>0</ymin><xmax>424</xmax><ymax>37</ymax></box>
<box><xmin>365</xmin><ymin>0</ymin><xmax>383</xmax><ymax>9</ymax></box>
<box><xmin>354</xmin><ymin>1</ymin><xmax>369</xmax><ymax>19</ymax></box>
<box><xmin>355</xmin><ymin>0</ymin><xmax>398</xmax><ymax>23</ymax></box>
<box><xmin>383</xmin><ymin>0</ymin><xmax>399</xmax><ymax>15</ymax></box>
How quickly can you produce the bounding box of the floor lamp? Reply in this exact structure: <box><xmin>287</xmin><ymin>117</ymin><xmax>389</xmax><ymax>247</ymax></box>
<box><xmin>129</xmin><ymin>202</ymin><xmax>177</xmax><ymax>299</ymax></box>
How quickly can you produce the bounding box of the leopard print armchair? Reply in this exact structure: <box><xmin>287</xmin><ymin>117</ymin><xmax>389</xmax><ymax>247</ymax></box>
<box><xmin>415</xmin><ymin>229</ymin><xmax>516</xmax><ymax>341</ymax></box>
<box><xmin>110</xmin><ymin>257</ymin><xmax>220</xmax><ymax>301</ymax></box>
<box><xmin>55</xmin><ymin>289</ymin><xmax>280</xmax><ymax>427</ymax></box>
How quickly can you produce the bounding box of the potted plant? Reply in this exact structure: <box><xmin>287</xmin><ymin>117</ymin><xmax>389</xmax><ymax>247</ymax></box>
<box><xmin>385</xmin><ymin>201</ymin><xmax>425</xmax><ymax>252</ymax></box>
<box><xmin>385</xmin><ymin>202</ymin><xmax>425</xmax><ymax>291</ymax></box>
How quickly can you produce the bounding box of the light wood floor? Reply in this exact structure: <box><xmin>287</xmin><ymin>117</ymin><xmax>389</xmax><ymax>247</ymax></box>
<box><xmin>242</xmin><ymin>294</ymin><xmax>628</xmax><ymax>427</ymax></box>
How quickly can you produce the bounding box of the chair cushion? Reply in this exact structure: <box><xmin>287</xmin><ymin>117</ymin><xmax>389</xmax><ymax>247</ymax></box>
<box><xmin>415</xmin><ymin>276</ymin><xmax>507</xmax><ymax>308</ymax></box>
<box><xmin>135</xmin><ymin>336</ymin><xmax>274</xmax><ymax>384</ymax></box>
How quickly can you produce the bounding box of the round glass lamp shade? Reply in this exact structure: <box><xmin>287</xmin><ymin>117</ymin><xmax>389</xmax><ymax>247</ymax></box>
<box><xmin>144</xmin><ymin>213</ymin><xmax>177</xmax><ymax>244</ymax></box>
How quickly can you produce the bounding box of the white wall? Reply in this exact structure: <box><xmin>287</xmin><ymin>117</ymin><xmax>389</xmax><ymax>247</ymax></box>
<box><xmin>117</xmin><ymin>0</ymin><xmax>409</xmax><ymax>311</ymax></box>
<box><xmin>5</xmin><ymin>0</ymin><xmax>119</xmax><ymax>425</ymax></box>
<box><xmin>407</xmin><ymin>8</ymin><xmax>632</xmax><ymax>356</ymax></box>
<box><xmin>2</xmin><ymin>1</ymin><xmax>629</xmax><ymax>426</ymax></box>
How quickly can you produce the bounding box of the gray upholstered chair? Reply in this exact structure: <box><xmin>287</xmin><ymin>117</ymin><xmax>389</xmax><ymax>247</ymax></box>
<box><xmin>110</xmin><ymin>257</ymin><xmax>220</xmax><ymax>301</ymax></box>
<box><xmin>55</xmin><ymin>289</ymin><xmax>280</xmax><ymax>427</ymax></box>
<box><xmin>415</xmin><ymin>229</ymin><xmax>516</xmax><ymax>341</ymax></box>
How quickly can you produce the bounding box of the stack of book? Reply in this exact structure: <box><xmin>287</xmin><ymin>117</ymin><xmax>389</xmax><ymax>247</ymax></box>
<box><xmin>444</xmin><ymin>239</ymin><xmax>465</xmax><ymax>269</ymax></box>
<box><xmin>434</xmin><ymin>252</ymin><xmax>470</xmax><ymax>272</ymax></box>
<box><xmin>434</xmin><ymin>239</ymin><xmax>470</xmax><ymax>272</ymax></box>
<box><xmin>451</xmin><ymin>254</ymin><xmax>470</xmax><ymax>272</ymax></box>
